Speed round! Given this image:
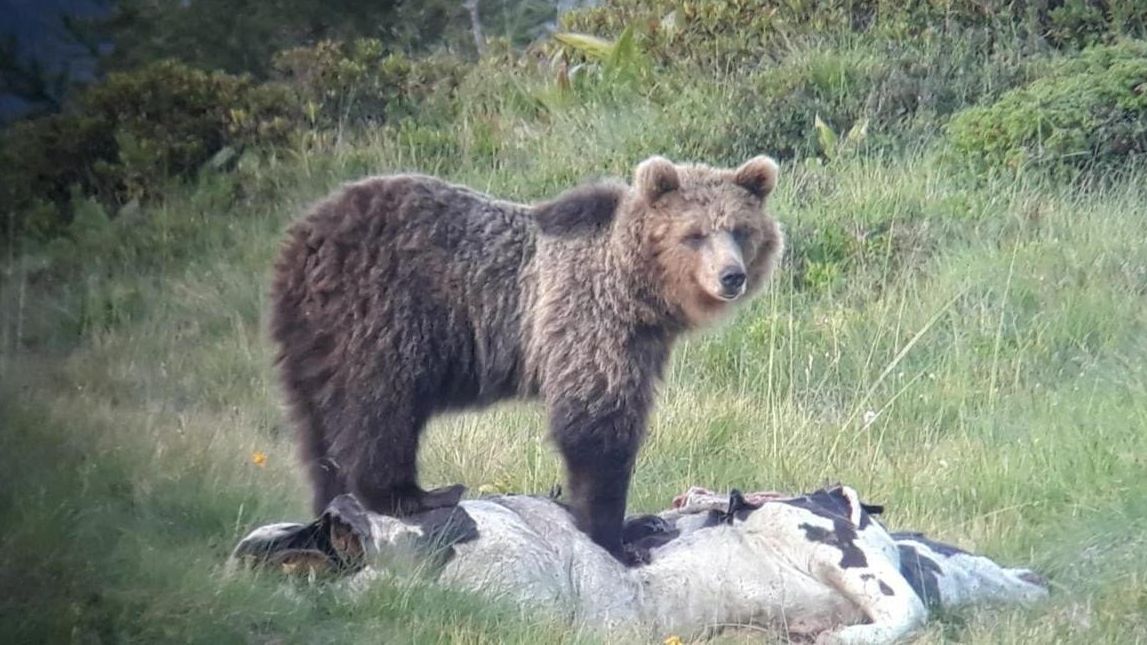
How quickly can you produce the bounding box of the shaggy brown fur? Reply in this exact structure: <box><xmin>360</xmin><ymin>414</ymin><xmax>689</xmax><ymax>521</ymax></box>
<box><xmin>269</xmin><ymin>155</ymin><xmax>783</xmax><ymax>563</ymax></box>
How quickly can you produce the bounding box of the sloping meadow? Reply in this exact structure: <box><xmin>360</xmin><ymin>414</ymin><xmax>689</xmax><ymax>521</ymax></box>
<box><xmin>3</xmin><ymin>4</ymin><xmax>1147</xmax><ymax>642</ymax></box>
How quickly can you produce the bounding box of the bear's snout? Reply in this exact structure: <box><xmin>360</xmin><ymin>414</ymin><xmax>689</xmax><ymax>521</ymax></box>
<box><xmin>718</xmin><ymin>268</ymin><xmax>746</xmax><ymax>299</ymax></box>
<box><xmin>695</xmin><ymin>230</ymin><xmax>747</xmax><ymax>302</ymax></box>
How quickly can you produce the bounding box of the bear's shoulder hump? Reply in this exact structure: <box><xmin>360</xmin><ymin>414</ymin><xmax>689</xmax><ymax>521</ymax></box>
<box><xmin>532</xmin><ymin>181</ymin><xmax>626</xmax><ymax>237</ymax></box>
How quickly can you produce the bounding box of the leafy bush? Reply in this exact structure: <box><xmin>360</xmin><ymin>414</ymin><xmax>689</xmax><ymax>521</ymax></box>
<box><xmin>559</xmin><ymin>0</ymin><xmax>868</xmax><ymax>68</ymax></box>
<box><xmin>559</xmin><ymin>0</ymin><xmax>1147</xmax><ymax>68</ymax></box>
<box><xmin>947</xmin><ymin>41</ymin><xmax>1147</xmax><ymax>173</ymax></box>
<box><xmin>674</xmin><ymin>36</ymin><xmax>1033</xmax><ymax>163</ymax></box>
<box><xmin>0</xmin><ymin>61</ymin><xmax>298</xmax><ymax>241</ymax></box>
<box><xmin>94</xmin><ymin>0</ymin><xmax>411</xmax><ymax>77</ymax></box>
<box><xmin>0</xmin><ymin>115</ymin><xmax>115</xmax><ymax>238</ymax></box>
<box><xmin>78</xmin><ymin>61</ymin><xmax>297</xmax><ymax>199</ymax></box>
<box><xmin>271</xmin><ymin>39</ymin><xmax>469</xmax><ymax>129</ymax></box>
<box><xmin>1042</xmin><ymin>1</ymin><xmax>1147</xmax><ymax>48</ymax></box>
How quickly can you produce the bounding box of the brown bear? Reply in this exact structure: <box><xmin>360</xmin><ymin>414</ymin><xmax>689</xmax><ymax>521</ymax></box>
<box><xmin>269</xmin><ymin>155</ymin><xmax>783</xmax><ymax>564</ymax></box>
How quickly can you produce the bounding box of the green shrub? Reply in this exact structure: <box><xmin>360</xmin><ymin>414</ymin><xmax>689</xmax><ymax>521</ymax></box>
<box><xmin>676</xmin><ymin>36</ymin><xmax>1032</xmax><ymax>163</ymax></box>
<box><xmin>559</xmin><ymin>0</ymin><xmax>1147</xmax><ymax>68</ymax></box>
<box><xmin>271</xmin><ymin>39</ymin><xmax>468</xmax><ymax>129</ymax></box>
<box><xmin>0</xmin><ymin>114</ymin><xmax>116</xmax><ymax>238</ymax></box>
<box><xmin>559</xmin><ymin>0</ymin><xmax>868</xmax><ymax>68</ymax></box>
<box><xmin>880</xmin><ymin>0</ymin><xmax>1147</xmax><ymax>49</ymax></box>
<box><xmin>947</xmin><ymin>41</ymin><xmax>1147</xmax><ymax>174</ymax></box>
<box><xmin>0</xmin><ymin>61</ymin><xmax>298</xmax><ymax>241</ymax></box>
<box><xmin>0</xmin><ymin>45</ymin><xmax>471</xmax><ymax>243</ymax></box>
<box><xmin>79</xmin><ymin>61</ymin><xmax>298</xmax><ymax>200</ymax></box>
<box><xmin>1043</xmin><ymin>1</ymin><xmax>1147</xmax><ymax>48</ymax></box>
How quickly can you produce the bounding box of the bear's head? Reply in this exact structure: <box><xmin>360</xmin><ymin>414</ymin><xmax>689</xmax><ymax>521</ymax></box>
<box><xmin>629</xmin><ymin>155</ymin><xmax>783</xmax><ymax>328</ymax></box>
<box><xmin>532</xmin><ymin>155</ymin><xmax>783</xmax><ymax>330</ymax></box>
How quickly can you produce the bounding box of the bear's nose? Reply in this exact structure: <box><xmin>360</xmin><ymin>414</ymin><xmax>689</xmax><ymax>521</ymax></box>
<box><xmin>720</xmin><ymin>269</ymin><xmax>746</xmax><ymax>292</ymax></box>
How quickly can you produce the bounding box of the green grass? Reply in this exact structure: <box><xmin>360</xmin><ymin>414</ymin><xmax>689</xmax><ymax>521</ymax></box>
<box><xmin>3</xmin><ymin>75</ymin><xmax>1147</xmax><ymax>643</ymax></box>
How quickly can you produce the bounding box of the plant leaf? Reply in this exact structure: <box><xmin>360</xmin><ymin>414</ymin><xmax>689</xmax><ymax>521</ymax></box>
<box><xmin>814</xmin><ymin>114</ymin><xmax>838</xmax><ymax>159</ymax></box>
<box><xmin>553</xmin><ymin>32</ymin><xmax>616</xmax><ymax>61</ymax></box>
<box><xmin>846</xmin><ymin>117</ymin><xmax>869</xmax><ymax>145</ymax></box>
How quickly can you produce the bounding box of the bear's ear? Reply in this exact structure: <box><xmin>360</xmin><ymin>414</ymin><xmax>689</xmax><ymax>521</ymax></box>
<box><xmin>634</xmin><ymin>155</ymin><xmax>680</xmax><ymax>203</ymax></box>
<box><xmin>533</xmin><ymin>183</ymin><xmax>625</xmax><ymax>237</ymax></box>
<box><xmin>733</xmin><ymin>155</ymin><xmax>779</xmax><ymax>199</ymax></box>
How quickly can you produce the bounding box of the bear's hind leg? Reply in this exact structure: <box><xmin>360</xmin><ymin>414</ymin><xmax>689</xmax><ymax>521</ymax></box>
<box><xmin>290</xmin><ymin>397</ymin><xmax>348</xmax><ymax>516</ymax></box>
<box><xmin>308</xmin><ymin>454</ymin><xmax>347</xmax><ymax>515</ymax></box>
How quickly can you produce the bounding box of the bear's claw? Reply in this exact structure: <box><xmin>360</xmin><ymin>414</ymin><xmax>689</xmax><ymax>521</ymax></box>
<box><xmin>420</xmin><ymin>484</ymin><xmax>467</xmax><ymax>510</ymax></box>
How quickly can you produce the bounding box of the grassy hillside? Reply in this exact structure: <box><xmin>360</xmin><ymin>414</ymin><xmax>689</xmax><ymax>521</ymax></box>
<box><xmin>3</xmin><ymin>8</ymin><xmax>1147</xmax><ymax>643</ymax></box>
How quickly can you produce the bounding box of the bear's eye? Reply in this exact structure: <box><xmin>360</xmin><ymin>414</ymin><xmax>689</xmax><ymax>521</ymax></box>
<box><xmin>682</xmin><ymin>230</ymin><xmax>707</xmax><ymax>247</ymax></box>
<box><xmin>732</xmin><ymin>227</ymin><xmax>750</xmax><ymax>245</ymax></box>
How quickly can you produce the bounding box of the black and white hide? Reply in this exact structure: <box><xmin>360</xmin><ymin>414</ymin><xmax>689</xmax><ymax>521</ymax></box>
<box><xmin>230</xmin><ymin>485</ymin><xmax>1048</xmax><ymax>644</ymax></box>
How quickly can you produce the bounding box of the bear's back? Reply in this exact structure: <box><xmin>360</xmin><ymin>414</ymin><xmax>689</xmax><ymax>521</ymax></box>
<box><xmin>272</xmin><ymin>172</ymin><xmax>543</xmax><ymax>412</ymax></box>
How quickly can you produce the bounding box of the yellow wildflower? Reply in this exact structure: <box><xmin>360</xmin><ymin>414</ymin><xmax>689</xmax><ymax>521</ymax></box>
<box><xmin>477</xmin><ymin>475</ymin><xmax>513</xmax><ymax>495</ymax></box>
<box><xmin>251</xmin><ymin>451</ymin><xmax>268</xmax><ymax>468</ymax></box>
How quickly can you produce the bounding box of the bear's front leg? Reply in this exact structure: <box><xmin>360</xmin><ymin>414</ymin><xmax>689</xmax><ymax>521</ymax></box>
<box><xmin>563</xmin><ymin>444</ymin><xmax>634</xmax><ymax>561</ymax></box>
<box><xmin>549</xmin><ymin>396</ymin><xmax>648</xmax><ymax>566</ymax></box>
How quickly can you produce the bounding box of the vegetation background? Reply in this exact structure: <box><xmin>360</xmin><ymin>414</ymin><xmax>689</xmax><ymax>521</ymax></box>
<box><xmin>2</xmin><ymin>0</ymin><xmax>1147</xmax><ymax>642</ymax></box>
